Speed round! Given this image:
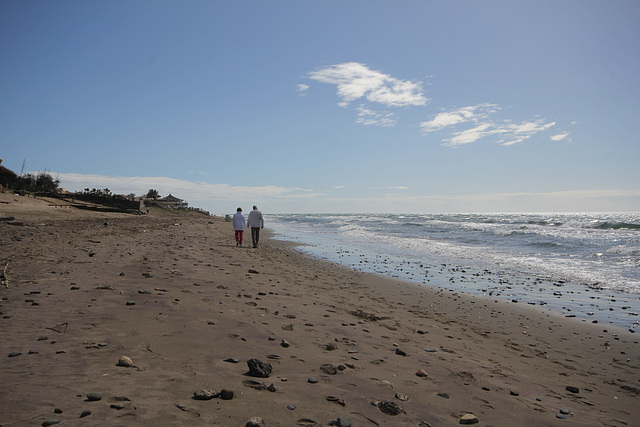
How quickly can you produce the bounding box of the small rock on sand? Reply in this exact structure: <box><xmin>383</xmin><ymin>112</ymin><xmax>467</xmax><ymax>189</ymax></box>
<box><xmin>219</xmin><ymin>389</ymin><xmax>234</xmax><ymax>400</ymax></box>
<box><xmin>245</xmin><ymin>417</ymin><xmax>263</xmax><ymax>427</ymax></box>
<box><xmin>416</xmin><ymin>369</ymin><xmax>428</xmax><ymax>377</ymax></box>
<box><xmin>193</xmin><ymin>389</ymin><xmax>217</xmax><ymax>400</ymax></box>
<box><xmin>330</xmin><ymin>417</ymin><xmax>351</xmax><ymax>427</ymax></box>
<box><xmin>460</xmin><ymin>413</ymin><xmax>479</xmax><ymax>424</ymax></box>
<box><xmin>117</xmin><ymin>356</ymin><xmax>133</xmax><ymax>367</ymax></box>
<box><xmin>86</xmin><ymin>392</ymin><xmax>102</xmax><ymax>401</ymax></box>
<box><xmin>247</xmin><ymin>358</ymin><xmax>272</xmax><ymax>378</ymax></box>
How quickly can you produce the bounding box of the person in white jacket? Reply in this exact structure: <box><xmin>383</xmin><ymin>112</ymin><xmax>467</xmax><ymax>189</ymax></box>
<box><xmin>232</xmin><ymin>207</ymin><xmax>245</xmax><ymax>246</ymax></box>
<box><xmin>247</xmin><ymin>205</ymin><xmax>264</xmax><ymax>248</ymax></box>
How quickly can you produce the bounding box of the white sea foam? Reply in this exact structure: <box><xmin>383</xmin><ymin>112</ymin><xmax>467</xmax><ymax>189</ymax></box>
<box><xmin>269</xmin><ymin>213</ymin><xmax>640</xmax><ymax>295</ymax></box>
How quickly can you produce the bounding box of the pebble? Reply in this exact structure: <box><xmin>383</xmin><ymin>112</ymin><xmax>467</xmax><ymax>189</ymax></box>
<box><xmin>86</xmin><ymin>392</ymin><xmax>102</xmax><ymax>401</ymax></box>
<box><xmin>415</xmin><ymin>369</ymin><xmax>428</xmax><ymax>377</ymax></box>
<box><xmin>244</xmin><ymin>379</ymin><xmax>267</xmax><ymax>390</ymax></box>
<box><xmin>42</xmin><ymin>419</ymin><xmax>61</xmax><ymax>426</ymax></box>
<box><xmin>8</xmin><ymin>351</ymin><xmax>21</xmax><ymax>357</ymax></box>
<box><xmin>559</xmin><ymin>407</ymin><xmax>571</xmax><ymax>415</ymax></box>
<box><xmin>80</xmin><ymin>410</ymin><xmax>91</xmax><ymax>418</ymax></box>
<box><xmin>245</xmin><ymin>417</ymin><xmax>263</xmax><ymax>427</ymax></box>
<box><xmin>125</xmin><ymin>301</ymin><xmax>135</xmax><ymax>306</ymax></box>
<box><xmin>224</xmin><ymin>357</ymin><xmax>239</xmax><ymax>363</ymax></box>
<box><xmin>117</xmin><ymin>355</ymin><xmax>133</xmax><ymax>367</ymax></box>
<box><xmin>565</xmin><ymin>386</ymin><xmax>579</xmax><ymax>393</ymax></box>
<box><xmin>287</xmin><ymin>404</ymin><xmax>296</xmax><ymax>410</ymax></box>
<box><xmin>247</xmin><ymin>358</ymin><xmax>272</xmax><ymax>378</ymax></box>
<box><xmin>193</xmin><ymin>389</ymin><xmax>217</xmax><ymax>400</ymax></box>
<box><xmin>331</xmin><ymin>417</ymin><xmax>351</xmax><ymax>427</ymax></box>
<box><xmin>395</xmin><ymin>348</ymin><xmax>407</xmax><ymax>356</ymax></box>
<box><xmin>219</xmin><ymin>389</ymin><xmax>234</xmax><ymax>400</ymax></box>
<box><xmin>308</xmin><ymin>377</ymin><xmax>318</xmax><ymax>384</ymax></box>
<box><xmin>460</xmin><ymin>413</ymin><xmax>479</xmax><ymax>424</ymax></box>
<box><xmin>325</xmin><ymin>396</ymin><xmax>345</xmax><ymax>406</ymax></box>
<box><xmin>281</xmin><ymin>339</ymin><xmax>290</xmax><ymax>348</ymax></box>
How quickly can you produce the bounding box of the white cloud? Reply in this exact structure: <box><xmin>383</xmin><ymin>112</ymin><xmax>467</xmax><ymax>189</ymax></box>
<box><xmin>307</xmin><ymin>62</ymin><xmax>427</xmax><ymax>107</ymax></box>
<box><xmin>550</xmin><ymin>132</ymin><xmax>570</xmax><ymax>141</ymax></box>
<box><xmin>310</xmin><ymin>189</ymin><xmax>640</xmax><ymax>213</ymax></box>
<box><xmin>305</xmin><ymin>61</ymin><xmax>569</xmax><ymax>146</ymax></box>
<box><xmin>422</xmin><ymin>104</ymin><xmax>556</xmax><ymax>147</ymax></box>
<box><xmin>55</xmin><ymin>173</ymin><xmax>324</xmax><ymax>203</ymax></box>
<box><xmin>54</xmin><ymin>172</ymin><xmax>637</xmax><ymax>213</ymax></box>
<box><xmin>334</xmin><ymin>185</ymin><xmax>345</xmax><ymax>189</ymax></box>
<box><xmin>296</xmin><ymin>84</ymin><xmax>309</xmax><ymax>96</ymax></box>
<box><xmin>445</xmin><ymin>123</ymin><xmax>494</xmax><ymax>146</ymax></box>
<box><xmin>420</xmin><ymin>104</ymin><xmax>499</xmax><ymax>133</ymax></box>
<box><xmin>355</xmin><ymin>106</ymin><xmax>397</xmax><ymax>127</ymax></box>
<box><xmin>497</xmin><ymin>120</ymin><xmax>556</xmax><ymax>146</ymax></box>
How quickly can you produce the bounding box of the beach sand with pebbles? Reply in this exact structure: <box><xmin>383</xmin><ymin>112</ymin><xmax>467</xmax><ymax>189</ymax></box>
<box><xmin>1</xmin><ymin>192</ymin><xmax>639</xmax><ymax>427</ymax></box>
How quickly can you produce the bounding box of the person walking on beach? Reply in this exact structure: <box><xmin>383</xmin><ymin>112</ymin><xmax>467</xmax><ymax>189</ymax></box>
<box><xmin>232</xmin><ymin>207</ymin><xmax>245</xmax><ymax>246</ymax></box>
<box><xmin>247</xmin><ymin>205</ymin><xmax>264</xmax><ymax>248</ymax></box>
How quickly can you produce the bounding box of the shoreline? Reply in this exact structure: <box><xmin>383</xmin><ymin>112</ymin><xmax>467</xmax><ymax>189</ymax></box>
<box><xmin>1</xmin><ymin>193</ymin><xmax>639</xmax><ymax>426</ymax></box>
<box><xmin>268</xmin><ymin>227</ymin><xmax>640</xmax><ymax>331</ymax></box>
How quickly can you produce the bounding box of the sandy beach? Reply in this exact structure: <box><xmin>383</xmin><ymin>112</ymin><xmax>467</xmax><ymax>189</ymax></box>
<box><xmin>1</xmin><ymin>192</ymin><xmax>638</xmax><ymax>427</ymax></box>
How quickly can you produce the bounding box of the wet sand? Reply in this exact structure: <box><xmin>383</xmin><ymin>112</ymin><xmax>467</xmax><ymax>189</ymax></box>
<box><xmin>1</xmin><ymin>192</ymin><xmax>638</xmax><ymax>426</ymax></box>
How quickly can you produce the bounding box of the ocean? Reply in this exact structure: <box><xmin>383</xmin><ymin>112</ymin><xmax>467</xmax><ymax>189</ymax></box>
<box><xmin>268</xmin><ymin>212</ymin><xmax>640</xmax><ymax>330</ymax></box>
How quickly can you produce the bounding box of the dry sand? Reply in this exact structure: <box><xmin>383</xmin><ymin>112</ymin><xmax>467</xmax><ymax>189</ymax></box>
<box><xmin>0</xmin><ymin>192</ymin><xmax>638</xmax><ymax>426</ymax></box>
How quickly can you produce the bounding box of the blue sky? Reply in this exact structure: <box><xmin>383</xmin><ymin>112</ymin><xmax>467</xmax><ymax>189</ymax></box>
<box><xmin>2</xmin><ymin>0</ymin><xmax>639</xmax><ymax>214</ymax></box>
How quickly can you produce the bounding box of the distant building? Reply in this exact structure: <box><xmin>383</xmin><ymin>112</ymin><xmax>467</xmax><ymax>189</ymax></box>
<box><xmin>156</xmin><ymin>194</ymin><xmax>188</xmax><ymax>209</ymax></box>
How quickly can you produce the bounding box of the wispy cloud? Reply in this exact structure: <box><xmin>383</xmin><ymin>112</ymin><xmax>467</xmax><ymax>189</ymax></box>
<box><xmin>550</xmin><ymin>132</ymin><xmax>570</xmax><ymax>141</ymax></box>
<box><xmin>307</xmin><ymin>62</ymin><xmax>427</xmax><ymax>108</ymax></box>
<box><xmin>420</xmin><ymin>104</ymin><xmax>556</xmax><ymax>147</ymax></box>
<box><xmin>356</xmin><ymin>105</ymin><xmax>397</xmax><ymax>127</ymax></box>
<box><xmin>316</xmin><ymin>189</ymin><xmax>640</xmax><ymax>213</ymax></box>
<box><xmin>54</xmin><ymin>173</ymin><xmax>324</xmax><ymax>202</ymax></box>
<box><xmin>296</xmin><ymin>83</ymin><xmax>309</xmax><ymax>96</ymax></box>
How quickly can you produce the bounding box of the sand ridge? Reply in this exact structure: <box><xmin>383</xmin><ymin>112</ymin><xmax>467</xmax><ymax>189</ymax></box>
<box><xmin>0</xmin><ymin>192</ymin><xmax>638</xmax><ymax>426</ymax></box>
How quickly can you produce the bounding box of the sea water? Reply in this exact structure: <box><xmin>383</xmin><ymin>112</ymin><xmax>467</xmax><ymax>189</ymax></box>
<box><xmin>268</xmin><ymin>213</ymin><xmax>640</xmax><ymax>330</ymax></box>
